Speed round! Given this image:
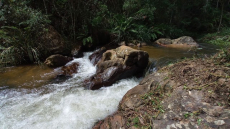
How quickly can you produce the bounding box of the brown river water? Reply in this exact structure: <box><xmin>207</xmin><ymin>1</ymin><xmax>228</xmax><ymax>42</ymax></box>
<box><xmin>0</xmin><ymin>43</ymin><xmax>218</xmax><ymax>129</ymax></box>
<box><xmin>0</xmin><ymin>43</ymin><xmax>217</xmax><ymax>89</ymax></box>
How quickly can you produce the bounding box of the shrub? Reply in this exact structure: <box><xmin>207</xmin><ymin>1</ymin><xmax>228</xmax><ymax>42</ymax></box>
<box><xmin>0</xmin><ymin>0</ymin><xmax>50</xmax><ymax>66</ymax></box>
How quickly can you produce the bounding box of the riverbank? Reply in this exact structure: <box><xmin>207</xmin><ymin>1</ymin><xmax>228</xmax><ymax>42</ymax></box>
<box><xmin>93</xmin><ymin>48</ymin><xmax>230</xmax><ymax>129</ymax></box>
<box><xmin>0</xmin><ymin>43</ymin><xmax>225</xmax><ymax>129</ymax></box>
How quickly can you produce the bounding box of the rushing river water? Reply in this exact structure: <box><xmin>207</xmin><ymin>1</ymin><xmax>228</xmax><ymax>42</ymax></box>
<box><xmin>0</xmin><ymin>44</ymin><xmax>218</xmax><ymax>129</ymax></box>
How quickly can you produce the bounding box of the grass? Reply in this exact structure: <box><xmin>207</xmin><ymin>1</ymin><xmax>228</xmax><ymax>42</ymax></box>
<box><xmin>132</xmin><ymin>117</ymin><xmax>139</xmax><ymax>127</ymax></box>
<box><xmin>184</xmin><ymin>112</ymin><xmax>193</xmax><ymax>119</ymax></box>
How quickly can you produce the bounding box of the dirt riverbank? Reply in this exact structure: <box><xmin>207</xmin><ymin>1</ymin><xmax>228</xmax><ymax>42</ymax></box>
<box><xmin>93</xmin><ymin>49</ymin><xmax>230</xmax><ymax>129</ymax></box>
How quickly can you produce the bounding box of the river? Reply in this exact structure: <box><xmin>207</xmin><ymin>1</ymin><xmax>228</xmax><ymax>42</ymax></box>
<box><xmin>0</xmin><ymin>44</ymin><xmax>218</xmax><ymax>129</ymax></box>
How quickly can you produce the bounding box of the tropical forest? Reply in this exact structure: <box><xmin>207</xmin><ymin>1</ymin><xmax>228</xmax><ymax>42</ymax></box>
<box><xmin>0</xmin><ymin>0</ymin><xmax>230</xmax><ymax>129</ymax></box>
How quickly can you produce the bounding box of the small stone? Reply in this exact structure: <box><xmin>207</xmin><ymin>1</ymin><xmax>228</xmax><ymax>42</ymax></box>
<box><xmin>168</xmin><ymin>104</ymin><xmax>172</xmax><ymax>109</ymax></box>
<box><xmin>218</xmin><ymin>78</ymin><xmax>226</xmax><ymax>85</ymax></box>
<box><xmin>214</xmin><ymin>120</ymin><xmax>225</xmax><ymax>125</ymax></box>
<box><xmin>176</xmin><ymin>123</ymin><xmax>182</xmax><ymax>128</ymax></box>
<box><xmin>166</xmin><ymin>124</ymin><xmax>176</xmax><ymax>129</ymax></box>
<box><xmin>206</xmin><ymin>116</ymin><xmax>215</xmax><ymax>123</ymax></box>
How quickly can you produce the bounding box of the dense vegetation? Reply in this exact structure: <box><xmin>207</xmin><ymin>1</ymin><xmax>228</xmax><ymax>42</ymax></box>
<box><xmin>0</xmin><ymin>0</ymin><xmax>230</xmax><ymax>66</ymax></box>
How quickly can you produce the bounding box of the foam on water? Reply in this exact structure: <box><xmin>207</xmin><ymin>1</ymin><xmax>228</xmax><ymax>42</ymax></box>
<box><xmin>0</xmin><ymin>52</ymin><xmax>140</xmax><ymax>129</ymax></box>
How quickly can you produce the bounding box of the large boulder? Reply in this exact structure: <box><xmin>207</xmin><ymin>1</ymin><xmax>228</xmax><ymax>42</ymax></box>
<box><xmin>93</xmin><ymin>58</ymin><xmax>230</xmax><ymax>129</ymax></box>
<box><xmin>89</xmin><ymin>42</ymin><xmax>119</xmax><ymax>65</ymax></box>
<box><xmin>89</xmin><ymin>47</ymin><xmax>107</xmax><ymax>65</ymax></box>
<box><xmin>172</xmin><ymin>36</ymin><xmax>198</xmax><ymax>46</ymax></box>
<box><xmin>155</xmin><ymin>38</ymin><xmax>172</xmax><ymax>45</ymax></box>
<box><xmin>155</xmin><ymin>36</ymin><xmax>199</xmax><ymax>47</ymax></box>
<box><xmin>44</xmin><ymin>54</ymin><xmax>73</xmax><ymax>68</ymax></box>
<box><xmin>40</xmin><ymin>25</ymin><xmax>65</xmax><ymax>55</ymax></box>
<box><xmin>84</xmin><ymin>46</ymin><xmax>149</xmax><ymax>90</ymax></box>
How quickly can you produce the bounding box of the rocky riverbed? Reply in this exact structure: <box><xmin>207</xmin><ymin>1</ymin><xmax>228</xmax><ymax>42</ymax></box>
<box><xmin>0</xmin><ymin>43</ymin><xmax>222</xmax><ymax>129</ymax></box>
<box><xmin>93</xmin><ymin>49</ymin><xmax>230</xmax><ymax>129</ymax></box>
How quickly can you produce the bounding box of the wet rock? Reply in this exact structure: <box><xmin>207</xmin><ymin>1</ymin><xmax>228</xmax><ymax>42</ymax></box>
<box><xmin>52</xmin><ymin>75</ymin><xmax>72</xmax><ymax>83</ymax></box>
<box><xmin>51</xmin><ymin>62</ymin><xmax>79</xmax><ymax>83</ymax></box>
<box><xmin>89</xmin><ymin>43</ymin><xmax>119</xmax><ymax>65</ymax></box>
<box><xmin>85</xmin><ymin>46</ymin><xmax>149</xmax><ymax>90</ymax></box>
<box><xmin>93</xmin><ymin>114</ymin><xmax>126</xmax><ymax>129</ymax></box>
<box><xmin>89</xmin><ymin>47</ymin><xmax>107</xmax><ymax>65</ymax></box>
<box><xmin>44</xmin><ymin>54</ymin><xmax>73</xmax><ymax>68</ymax></box>
<box><xmin>60</xmin><ymin>62</ymin><xmax>79</xmax><ymax>76</ymax></box>
<box><xmin>172</xmin><ymin>36</ymin><xmax>198</xmax><ymax>46</ymax></box>
<box><xmin>155</xmin><ymin>38</ymin><xmax>172</xmax><ymax>45</ymax></box>
<box><xmin>155</xmin><ymin>36</ymin><xmax>199</xmax><ymax>47</ymax></box>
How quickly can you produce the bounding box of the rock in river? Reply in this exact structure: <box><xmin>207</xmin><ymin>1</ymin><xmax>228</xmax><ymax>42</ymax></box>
<box><xmin>84</xmin><ymin>46</ymin><xmax>149</xmax><ymax>90</ymax></box>
<box><xmin>89</xmin><ymin>42</ymin><xmax>119</xmax><ymax>65</ymax></box>
<box><xmin>155</xmin><ymin>36</ymin><xmax>199</xmax><ymax>48</ymax></box>
<box><xmin>44</xmin><ymin>54</ymin><xmax>73</xmax><ymax>68</ymax></box>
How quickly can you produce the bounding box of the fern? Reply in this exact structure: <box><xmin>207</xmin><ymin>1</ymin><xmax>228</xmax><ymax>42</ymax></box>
<box><xmin>0</xmin><ymin>0</ymin><xmax>50</xmax><ymax>67</ymax></box>
<box><xmin>83</xmin><ymin>36</ymin><xmax>93</xmax><ymax>46</ymax></box>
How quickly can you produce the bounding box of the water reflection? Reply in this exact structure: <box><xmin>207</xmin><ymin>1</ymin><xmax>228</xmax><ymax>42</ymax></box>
<box><xmin>0</xmin><ymin>65</ymin><xmax>57</xmax><ymax>88</ymax></box>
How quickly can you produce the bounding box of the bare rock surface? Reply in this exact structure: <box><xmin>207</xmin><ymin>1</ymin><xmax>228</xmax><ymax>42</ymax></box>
<box><xmin>93</xmin><ymin>54</ymin><xmax>230</xmax><ymax>129</ymax></box>
<box><xmin>155</xmin><ymin>36</ymin><xmax>199</xmax><ymax>48</ymax></box>
<box><xmin>89</xmin><ymin>42</ymin><xmax>119</xmax><ymax>65</ymax></box>
<box><xmin>85</xmin><ymin>46</ymin><xmax>149</xmax><ymax>90</ymax></box>
<box><xmin>44</xmin><ymin>54</ymin><xmax>73</xmax><ymax>68</ymax></box>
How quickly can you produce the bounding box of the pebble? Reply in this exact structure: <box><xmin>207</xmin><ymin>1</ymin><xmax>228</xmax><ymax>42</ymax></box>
<box><xmin>214</xmin><ymin>120</ymin><xmax>225</xmax><ymax>125</ymax></box>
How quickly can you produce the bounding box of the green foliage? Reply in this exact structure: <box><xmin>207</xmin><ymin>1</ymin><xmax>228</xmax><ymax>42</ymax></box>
<box><xmin>82</xmin><ymin>37</ymin><xmax>93</xmax><ymax>46</ymax></box>
<box><xmin>132</xmin><ymin>117</ymin><xmax>139</xmax><ymax>127</ymax></box>
<box><xmin>184</xmin><ymin>112</ymin><xmax>193</xmax><ymax>119</ymax></box>
<box><xmin>1</xmin><ymin>0</ymin><xmax>230</xmax><ymax>67</ymax></box>
<box><xmin>110</xmin><ymin>16</ymin><xmax>135</xmax><ymax>43</ymax></box>
<box><xmin>201</xmin><ymin>28</ymin><xmax>230</xmax><ymax>47</ymax></box>
<box><xmin>76</xmin><ymin>24</ymin><xmax>93</xmax><ymax>46</ymax></box>
<box><xmin>197</xmin><ymin>118</ymin><xmax>202</xmax><ymax>125</ymax></box>
<box><xmin>30</xmin><ymin>0</ymin><xmax>230</xmax><ymax>44</ymax></box>
<box><xmin>156</xmin><ymin>24</ymin><xmax>184</xmax><ymax>38</ymax></box>
<box><xmin>0</xmin><ymin>0</ymin><xmax>50</xmax><ymax>66</ymax></box>
<box><xmin>108</xmin><ymin>0</ymin><xmax>162</xmax><ymax>44</ymax></box>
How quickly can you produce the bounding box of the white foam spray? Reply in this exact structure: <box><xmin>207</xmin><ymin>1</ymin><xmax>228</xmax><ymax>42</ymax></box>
<box><xmin>0</xmin><ymin>52</ymin><xmax>140</xmax><ymax>129</ymax></box>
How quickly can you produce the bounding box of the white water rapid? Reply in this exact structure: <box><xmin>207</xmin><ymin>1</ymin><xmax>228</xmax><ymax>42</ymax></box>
<box><xmin>0</xmin><ymin>52</ymin><xmax>140</xmax><ymax>129</ymax></box>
